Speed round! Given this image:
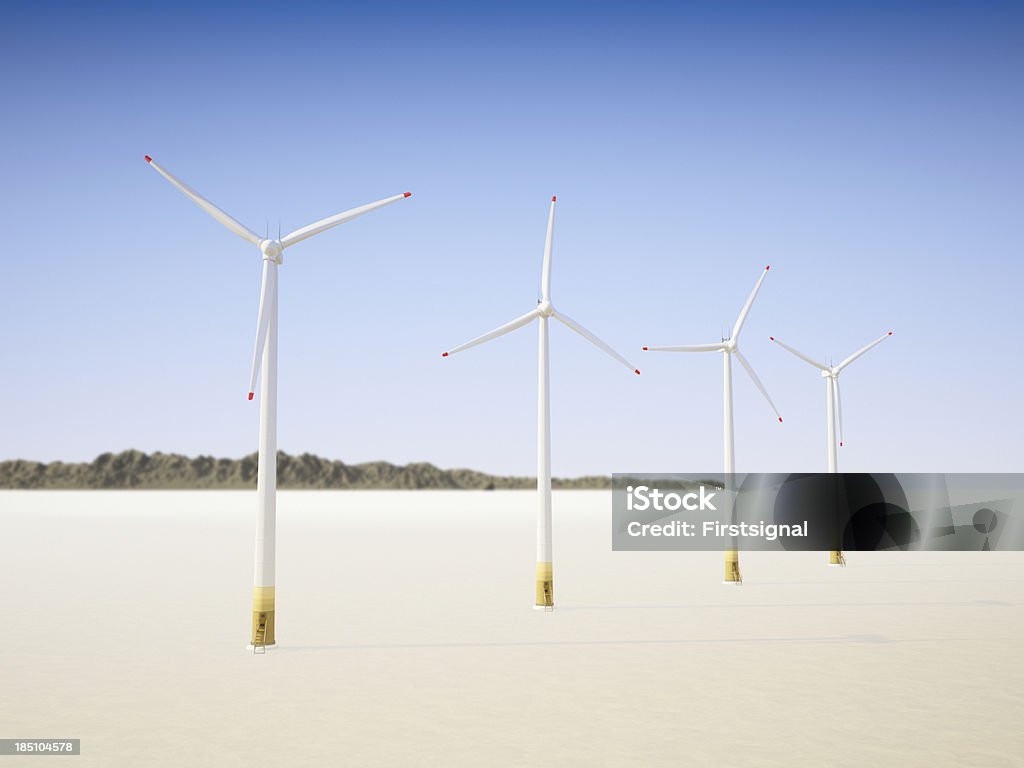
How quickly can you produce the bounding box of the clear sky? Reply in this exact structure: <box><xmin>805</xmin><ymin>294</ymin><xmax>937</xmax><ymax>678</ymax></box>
<box><xmin>2</xmin><ymin>1</ymin><xmax>1021</xmax><ymax>476</ymax></box>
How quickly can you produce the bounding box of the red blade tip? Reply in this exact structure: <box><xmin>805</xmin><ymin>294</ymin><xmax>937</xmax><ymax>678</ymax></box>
<box><xmin>765</xmin><ymin>264</ymin><xmax>771</xmax><ymax>270</ymax></box>
<box><xmin>840</xmin><ymin>441</ymin><xmax>844</xmax><ymax>447</ymax></box>
<box><xmin>769</xmin><ymin>336</ymin><xmax>775</xmax><ymax>341</ymax></box>
<box><xmin>404</xmin><ymin>192</ymin><xmax>412</xmax><ymax>198</ymax></box>
<box><xmin>144</xmin><ymin>155</ymin><xmax>152</xmax><ymax>163</ymax></box>
<box><xmin>441</xmin><ymin>352</ymin><xmax>449</xmax><ymax>358</ymax></box>
<box><xmin>247</xmin><ymin>392</ymin><xmax>254</xmax><ymax>401</ymax></box>
<box><xmin>642</xmin><ymin>346</ymin><xmax>649</xmax><ymax>351</ymax></box>
<box><xmin>778</xmin><ymin>417</ymin><xmax>783</xmax><ymax>423</ymax></box>
<box><xmin>888</xmin><ymin>331</ymin><xmax>893</xmax><ymax>335</ymax></box>
<box><xmin>551</xmin><ymin>195</ymin><xmax>557</xmax><ymax>202</ymax></box>
<box><xmin>634</xmin><ymin>369</ymin><xmax>641</xmax><ymax>375</ymax></box>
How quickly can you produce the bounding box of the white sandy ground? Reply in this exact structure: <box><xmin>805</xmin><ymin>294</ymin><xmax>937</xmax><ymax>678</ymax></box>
<box><xmin>1</xmin><ymin>491</ymin><xmax>1023</xmax><ymax>767</ymax></box>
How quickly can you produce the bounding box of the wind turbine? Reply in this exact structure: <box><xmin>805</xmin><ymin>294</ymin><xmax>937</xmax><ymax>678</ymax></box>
<box><xmin>643</xmin><ymin>266</ymin><xmax>781</xmax><ymax>584</ymax></box>
<box><xmin>770</xmin><ymin>329</ymin><xmax>893</xmax><ymax>565</ymax></box>
<box><xmin>144</xmin><ymin>155</ymin><xmax>411</xmax><ymax>649</ymax></box>
<box><xmin>442</xmin><ymin>196</ymin><xmax>639</xmax><ymax>610</ymax></box>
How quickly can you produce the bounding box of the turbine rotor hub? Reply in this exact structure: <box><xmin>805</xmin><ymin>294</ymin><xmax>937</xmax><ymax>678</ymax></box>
<box><xmin>260</xmin><ymin>239</ymin><xmax>283</xmax><ymax>263</ymax></box>
<box><xmin>537</xmin><ymin>300</ymin><xmax>555</xmax><ymax>317</ymax></box>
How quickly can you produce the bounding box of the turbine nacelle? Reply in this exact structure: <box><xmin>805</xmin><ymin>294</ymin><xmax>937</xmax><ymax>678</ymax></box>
<box><xmin>259</xmin><ymin>239</ymin><xmax>284</xmax><ymax>263</ymax></box>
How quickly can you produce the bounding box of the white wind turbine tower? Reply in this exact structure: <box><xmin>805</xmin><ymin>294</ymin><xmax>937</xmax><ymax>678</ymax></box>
<box><xmin>145</xmin><ymin>155</ymin><xmax>411</xmax><ymax>649</ymax></box>
<box><xmin>643</xmin><ymin>266</ymin><xmax>782</xmax><ymax>584</ymax></box>
<box><xmin>770</xmin><ymin>329</ymin><xmax>893</xmax><ymax>565</ymax></box>
<box><xmin>442</xmin><ymin>196</ymin><xmax>639</xmax><ymax>609</ymax></box>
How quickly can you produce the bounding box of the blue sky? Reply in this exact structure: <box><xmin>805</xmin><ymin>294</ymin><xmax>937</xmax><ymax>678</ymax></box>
<box><xmin>1</xmin><ymin>1</ymin><xmax>1021</xmax><ymax>475</ymax></box>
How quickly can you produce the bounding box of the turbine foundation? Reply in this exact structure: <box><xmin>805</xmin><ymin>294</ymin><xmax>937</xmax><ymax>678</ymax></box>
<box><xmin>250</xmin><ymin>585</ymin><xmax>276</xmax><ymax>650</ymax></box>
<box><xmin>723</xmin><ymin>549</ymin><xmax>743</xmax><ymax>585</ymax></box>
<box><xmin>535</xmin><ymin>561</ymin><xmax>554</xmax><ymax>610</ymax></box>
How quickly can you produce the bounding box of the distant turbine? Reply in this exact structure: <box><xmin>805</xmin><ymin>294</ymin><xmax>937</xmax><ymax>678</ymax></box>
<box><xmin>145</xmin><ymin>156</ymin><xmax>411</xmax><ymax>649</ymax></box>
<box><xmin>770</xmin><ymin>330</ymin><xmax>893</xmax><ymax>565</ymax></box>
<box><xmin>644</xmin><ymin>266</ymin><xmax>781</xmax><ymax>584</ymax></box>
<box><xmin>442</xmin><ymin>197</ymin><xmax>638</xmax><ymax>609</ymax></box>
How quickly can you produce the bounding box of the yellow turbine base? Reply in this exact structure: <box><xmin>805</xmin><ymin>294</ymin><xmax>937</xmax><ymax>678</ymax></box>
<box><xmin>724</xmin><ymin>549</ymin><xmax>743</xmax><ymax>584</ymax></box>
<box><xmin>251</xmin><ymin>586</ymin><xmax>276</xmax><ymax>647</ymax></box>
<box><xmin>535</xmin><ymin>562</ymin><xmax>554</xmax><ymax>608</ymax></box>
<box><xmin>829</xmin><ymin>550</ymin><xmax>846</xmax><ymax>566</ymax></box>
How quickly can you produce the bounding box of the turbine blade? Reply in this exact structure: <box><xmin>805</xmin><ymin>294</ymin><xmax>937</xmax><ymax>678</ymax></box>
<box><xmin>540</xmin><ymin>196</ymin><xmax>556</xmax><ymax>301</ymax></box>
<box><xmin>643</xmin><ymin>343</ymin><xmax>726</xmax><ymax>352</ymax></box>
<box><xmin>145</xmin><ymin>156</ymin><xmax>261</xmax><ymax>245</ymax></box>
<box><xmin>769</xmin><ymin>336</ymin><xmax>828</xmax><ymax>371</ymax></box>
<box><xmin>443</xmin><ymin>308</ymin><xmax>540</xmax><ymax>357</ymax></box>
<box><xmin>734</xmin><ymin>349</ymin><xmax>782</xmax><ymax>422</ymax></box>
<box><xmin>731</xmin><ymin>265</ymin><xmax>771</xmax><ymax>340</ymax></box>
<box><xmin>281</xmin><ymin>192</ymin><xmax>412</xmax><ymax>249</ymax></box>
<box><xmin>836</xmin><ymin>331</ymin><xmax>893</xmax><ymax>371</ymax></box>
<box><xmin>834</xmin><ymin>376</ymin><xmax>845</xmax><ymax>447</ymax></box>
<box><xmin>247</xmin><ymin>260</ymin><xmax>277</xmax><ymax>399</ymax></box>
<box><xmin>553</xmin><ymin>310</ymin><xmax>640</xmax><ymax>374</ymax></box>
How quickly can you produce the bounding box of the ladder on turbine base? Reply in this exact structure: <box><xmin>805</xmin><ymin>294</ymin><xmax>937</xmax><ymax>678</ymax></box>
<box><xmin>728</xmin><ymin>562</ymin><xmax>743</xmax><ymax>585</ymax></box>
<box><xmin>541</xmin><ymin>581</ymin><xmax>554</xmax><ymax>611</ymax></box>
<box><xmin>252</xmin><ymin>613</ymin><xmax>268</xmax><ymax>654</ymax></box>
